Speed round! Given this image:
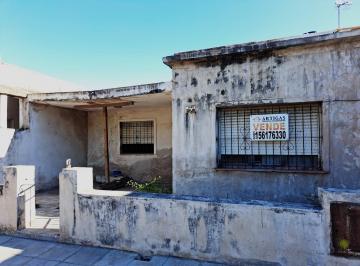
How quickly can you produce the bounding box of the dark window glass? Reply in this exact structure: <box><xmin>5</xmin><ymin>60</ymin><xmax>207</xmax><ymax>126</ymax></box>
<box><xmin>120</xmin><ymin>121</ymin><xmax>154</xmax><ymax>154</ymax></box>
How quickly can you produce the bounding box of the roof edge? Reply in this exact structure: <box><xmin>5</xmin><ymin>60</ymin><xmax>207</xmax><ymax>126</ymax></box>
<box><xmin>28</xmin><ymin>81</ymin><xmax>171</xmax><ymax>102</ymax></box>
<box><xmin>163</xmin><ymin>26</ymin><xmax>360</xmax><ymax>67</ymax></box>
<box><xmin>0</xmin><ymin>85</ymin><xmax>29</xmax><ymax>98</ymax></box>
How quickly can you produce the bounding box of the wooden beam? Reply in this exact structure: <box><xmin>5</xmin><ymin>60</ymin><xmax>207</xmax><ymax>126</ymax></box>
<box><xmin>103</xmin><ymin>106</ymin><xmax>110</xmax><ymax>182</ymax></box>
<box><xmin>74</xmin><ymin>101</ymin><xmax>134</xmax><ymax>109</ymax></box>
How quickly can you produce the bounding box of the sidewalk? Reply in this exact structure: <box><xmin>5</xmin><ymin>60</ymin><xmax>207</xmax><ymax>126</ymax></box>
<box><xmin>0</xmin><ymin>235</ymin><xmax>227</xmax><ymax>266</ymax></box>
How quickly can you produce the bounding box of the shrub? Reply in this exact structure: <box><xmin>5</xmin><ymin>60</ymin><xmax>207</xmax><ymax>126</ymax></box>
<box><xmin>127</xmin><ymin>176</ymin><xmax>171</xmax><ymax>194</ymax></box>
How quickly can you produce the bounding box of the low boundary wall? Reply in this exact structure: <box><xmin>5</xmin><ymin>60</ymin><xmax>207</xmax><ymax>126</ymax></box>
<box><xmin>60</xmin><ymin>167</ymin><xmax>360</xmax><ymax>265</ymax></box>
<box><xmin>0</xmin><ymin>165</ymin><xmax>35</xmax><ymax>231</ymax></box>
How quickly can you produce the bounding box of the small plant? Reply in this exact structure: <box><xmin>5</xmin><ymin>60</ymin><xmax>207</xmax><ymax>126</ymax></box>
<box><xmin>339</xmin><ymin>239</ymin><xmax>349</xmax><ymax>250</ymax></box>
<box><xmin>127</xmin><ymin>176</ymin><xmax>171</xmax><ymax>194</ymax></box>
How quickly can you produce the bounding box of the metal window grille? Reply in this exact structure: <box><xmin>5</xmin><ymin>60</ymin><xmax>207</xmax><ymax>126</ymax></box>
<box><xmin>217</xmin><ymin>103</ymin><xmax>322</xmax><ymax>171</ymax></box>
<box><xmin>120</xmin><ymin>121</ymin><xmax>154</xmax><ymax>154</ymax></box>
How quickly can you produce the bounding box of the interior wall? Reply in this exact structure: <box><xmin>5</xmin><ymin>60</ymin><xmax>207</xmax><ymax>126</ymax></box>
<box><xmin>2</xmin><ymin>103</ymin><xmax>88</xmax><ymax>191</ymax></box>
<box><xmin>87</xmin><ymin>105</ymin><xmax>172</xmax><ymax>186</ymax></box>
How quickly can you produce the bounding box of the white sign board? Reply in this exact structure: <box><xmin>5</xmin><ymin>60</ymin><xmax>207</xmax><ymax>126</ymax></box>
<box><xmin>250</xmin><ymin>114</ymin><xmax>289</xmax><ymax>141</ymax></box>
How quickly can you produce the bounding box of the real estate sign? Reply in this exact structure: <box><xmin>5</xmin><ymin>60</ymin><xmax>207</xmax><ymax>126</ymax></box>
<box><xmin>250</xmin><ymin>114</ymin><xmax>289</xmax><ymax>141</ymax></box>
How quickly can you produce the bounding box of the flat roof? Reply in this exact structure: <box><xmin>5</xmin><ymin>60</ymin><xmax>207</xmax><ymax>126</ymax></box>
<box><xmin>28</xmin><ymin>81</ymin><xmax>172</xmax><ymax>110</ymax></box>
<box><xmin>28</xmin><ymin>81</ymin><xmax>171</xmax><ymax>102</ymax></box>
<box><xmin>163</xmin><ymin>26</ymin><xmax>360</xmax><ymax>67</ymax></box>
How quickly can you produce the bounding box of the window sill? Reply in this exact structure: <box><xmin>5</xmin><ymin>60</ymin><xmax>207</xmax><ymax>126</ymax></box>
<box><xmin>214</xmin><ymin>168</ymin><xmax>329</xmax><ymax>174</ymax></box>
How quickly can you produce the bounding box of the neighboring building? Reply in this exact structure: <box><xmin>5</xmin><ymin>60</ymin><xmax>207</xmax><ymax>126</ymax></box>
<box><xmin>0</xmin><ymin>62</ymin><xmax>86</xmax><ymax>95</ymax></box>
<box><xmin>164</xmin><ymin>28</ymin><xmax>360</xmax><ymax>204</ymax></box>
<box><xmin>0</xmin><ymin>62</ymin><xmax>87</xmax><ymax>190</ymax></box>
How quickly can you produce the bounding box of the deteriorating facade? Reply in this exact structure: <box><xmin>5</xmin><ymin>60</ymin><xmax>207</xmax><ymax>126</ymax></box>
<box><xmin>164</xmin><ymin>28</ymin><xmax>360</xmax><ymax>204</ymax></box>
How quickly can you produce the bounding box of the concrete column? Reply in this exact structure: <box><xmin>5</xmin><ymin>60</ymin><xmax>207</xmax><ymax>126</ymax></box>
<box><xmin>59</xmin><ymin>167</ymin><xmax>93</xmax><ymax>241</ymax></box>
<box><xmin>19</xmin><ymin>98</ymin><xmax>30</xmax><ymax>129</ymax></box>
<box><xmin>59</xmin><ymin>168</ymin><xmax>77</xmax><ymax>240</ymax></box>
<box><xmin>0</xmin><ymin>95</ymin><xmax>8</xmax><ymax>128</ymax></box>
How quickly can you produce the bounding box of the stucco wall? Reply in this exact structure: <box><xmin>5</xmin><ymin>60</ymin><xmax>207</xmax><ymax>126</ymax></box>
<box><xmin>0</xmin><ymin>104</ymin><xmax>88</xmax><ymax>190</ymax></box>
<box><xmin>60</xmin><ymin>168</ymin><xmax>360</xmax><ymax>266</ymax></box>
<box><xmin>87</xmin><ymin>105</ymin><xmax>172</xmax><ymax>186</ymax></box>
<box><xmin>171</xmin><ymin>39</ymin><xmax>360</xmax><ymax>203</ymax></box>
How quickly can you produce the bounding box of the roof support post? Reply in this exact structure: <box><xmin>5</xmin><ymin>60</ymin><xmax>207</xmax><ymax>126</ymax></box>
<box><xmin>19</xmin><ymin>98</ymin><xmax>30</xmax><ymax>129</ymax></box>
<box><xmin>103</xmin><ymin>106</ymin><xmax>110</xmax><ymax>182</ymax></box>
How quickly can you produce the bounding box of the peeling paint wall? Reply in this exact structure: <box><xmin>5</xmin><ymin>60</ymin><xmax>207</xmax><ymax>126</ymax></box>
<box><xmin>171</xmin><ymin>40</ymin><xmax>360</xmax><ymax>203</ymax></box>
<box><xmin>59</xmin><ymin>168</ymin><xmax>360</xmax><ymax>265</ymax></box>
<box><xmin>0</xmin><ymin>104</ymin><xmax>88</xmax><ymax>190</ymax></box>
<box><xmin>87</xmin><ymin>105</ymin><xmax>172</xmax><ymax>186</ymax></box>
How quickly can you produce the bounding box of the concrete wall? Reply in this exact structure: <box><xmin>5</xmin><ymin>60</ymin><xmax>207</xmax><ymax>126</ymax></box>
<box><xmin>0</xmin><ymin>104</ymin><xmax>88</xmax><ymax>190</ymax></box>
<box><xmin>88</xmin><ymin>106</ymin><xmax>172</xmax><ymax>186</ymax></box>
<box><xmin>171</xmin><ymin>39</ymin><xmax>360</xmax><ymax>203</ymax></box>
<box><xmin>59</xmin><ymin>168</ymin><xmax>360</xmax><ymax>266</ymax></box>
<box><xmin>0</xmin><ymin>166</ymin><xmax>35</xmax><ymax>231</ymax></box>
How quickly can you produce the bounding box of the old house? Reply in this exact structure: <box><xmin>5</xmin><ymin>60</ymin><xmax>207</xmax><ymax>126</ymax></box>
<box><xmin>1</xmin><ymin>28</ymin><xmax>360</xmax><ymax>265</ymax></box>
<box><xmin>164</xmin><ymin>27</ymin><xmax>360</xmax><ymax>204</ymax></box>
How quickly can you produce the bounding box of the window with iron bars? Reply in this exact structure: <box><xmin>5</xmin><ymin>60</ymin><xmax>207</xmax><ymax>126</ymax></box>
<box><xmin>120</xmin><ymin>121</ymin><xmax>154</xmax><ymax>154</ymax></box>
<box><xmin>217</xmin><ymin>103</ymin><xmax>322</xmax><ymax>171</ymax></box>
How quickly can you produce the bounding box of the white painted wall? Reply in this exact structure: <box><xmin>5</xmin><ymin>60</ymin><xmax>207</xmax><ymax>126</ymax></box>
<box><xmin>0</xmin><ymin>95</ymin><xmax>7</xmax><ymax>128</ymax></box>
<box><xmin>0</xmin><ymin>128</ymin><xmax>14</xmax><ymax>159</ymax></box>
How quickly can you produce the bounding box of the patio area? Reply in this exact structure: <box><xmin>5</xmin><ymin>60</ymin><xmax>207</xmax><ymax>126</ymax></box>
<box><xmin>17</xmin><ymin>189</ymin><xmax>59</xmax><ymax>240</ymax></box>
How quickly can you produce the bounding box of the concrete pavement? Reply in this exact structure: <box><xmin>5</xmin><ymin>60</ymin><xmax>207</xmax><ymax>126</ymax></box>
<box><xmin>0</xmin><ymin>235</ymin><xmax>227</xmax><ymax>266</ymax></box>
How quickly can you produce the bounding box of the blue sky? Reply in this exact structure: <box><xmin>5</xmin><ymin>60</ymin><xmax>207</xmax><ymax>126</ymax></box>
<box><xmin>1</xmin><ymin>0</ymin><xmax>359</xmax><ymax>89</ymax></box>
